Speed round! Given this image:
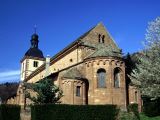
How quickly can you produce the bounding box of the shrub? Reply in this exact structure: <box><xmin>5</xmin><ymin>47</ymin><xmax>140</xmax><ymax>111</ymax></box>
<box><xmin>118</xmin><ymin>111</ymin><xmax>138</xmax><ymax>120</ymax></box>
<box><xmin>0</xmin><ymin>104</ymin><xmax>20</xmax><ymax>120</ymax></box>
<box><xmin>31</xmin><ymin>104</ymin><xmax>119</xmax><ymax>120</ymax></box>
<box><xmin>127</xmin><ymin>103</ymin><xmax>140</xmax><ymax>120</ymax></box>
<box><xmin>24</xmin><ymin>78</ymin><xmax>63</xmax><ymax>104</ymax></box>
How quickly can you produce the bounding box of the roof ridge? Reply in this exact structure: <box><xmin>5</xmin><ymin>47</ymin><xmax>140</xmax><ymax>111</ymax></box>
<box><xmin>49</xmin><ymin>24</ymin><xmax>97</xmax><ymax>61</ymax></box>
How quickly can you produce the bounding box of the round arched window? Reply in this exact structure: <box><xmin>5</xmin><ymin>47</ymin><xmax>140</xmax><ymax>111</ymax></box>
<box><xmin>114</xmin><ymin>68</ymin><xmax>121</xmax><ymax>88</ymax></box>
<box><xmin>97</xmin><ymin>68</ymin><xmax>106</xmax><ymax>88</ymax></box>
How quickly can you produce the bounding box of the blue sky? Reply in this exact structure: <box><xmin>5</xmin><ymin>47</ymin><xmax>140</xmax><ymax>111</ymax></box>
<box><xmin>0</xmin><ymin>0</ymin><xmax>159</xmax><ymax>83</ymax></box>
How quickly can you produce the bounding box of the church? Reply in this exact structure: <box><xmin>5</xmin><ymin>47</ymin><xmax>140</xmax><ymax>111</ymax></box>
<box><xmin>7</xmin><ymin>22</ymin><xmax>141</xmax><ymax>110</ymax></box>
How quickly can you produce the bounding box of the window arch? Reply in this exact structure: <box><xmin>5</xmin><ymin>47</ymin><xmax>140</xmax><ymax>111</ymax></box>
<box><xmin>97</xmin><ymin>68</ymin><xmax>106</xmax><ymax>88</ymax></box>
<box><xmin>102</xmin><ymin>35</ymin><xmax>105</xmax><ymax>43</ymax></box>
<box><xmin>135</xmin><ymin>91</ymin><xmax>138</xmax><ymax>102</ymax></box>
<box><xmin>114</xmin><ymin>68</ymin><xmax>121</xmax><ymax>88</ymax></box>
<box><xmin>98</xmin><ymin>34</ymin><xmax>105</xmax><ymax>43</ymax></box>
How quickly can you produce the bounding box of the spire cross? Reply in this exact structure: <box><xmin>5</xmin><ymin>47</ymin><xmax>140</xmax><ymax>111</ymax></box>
<box><xmin>34</xmin><ymin>25</ymin><xmax>37</xmax><ymax>34</ymax></box>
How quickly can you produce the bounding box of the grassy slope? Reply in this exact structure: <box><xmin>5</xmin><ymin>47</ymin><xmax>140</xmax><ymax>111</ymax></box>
<box><xmin>140</xmin><ymin>114</ymin><xmax>160</xmax><ymax>120</ymax></box>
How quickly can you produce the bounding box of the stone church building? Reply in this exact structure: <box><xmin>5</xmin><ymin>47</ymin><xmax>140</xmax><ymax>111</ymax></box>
<box><xmin>8</xmin><ymin>23</ymin><xmax>141</xmax><ymax>110</ymax></box>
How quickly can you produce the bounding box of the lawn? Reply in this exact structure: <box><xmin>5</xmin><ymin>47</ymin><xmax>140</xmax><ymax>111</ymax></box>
<box><xmin>140</xmin><ymin>113</ymin><xmax>160</xmax><ymax>120</ymax></box>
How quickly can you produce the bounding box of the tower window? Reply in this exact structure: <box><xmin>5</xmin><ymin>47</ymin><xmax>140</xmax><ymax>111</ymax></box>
<box><xmin>98</xmin><ymin>34</ymin><xmax>105</xmax><ymax>43</ymax></box>
<box><xmin>76</xmin><ymin>86</ymin><xmax>81</xmax><ymax>97</ymax></box>
<box><xmin>98</xmin><ymin>34</ymin><xmax>101</xmax><ymax>43</ymax></box>
<box><xmin>97</xmin><ymin>68</ymin><xmax>106</xmax><ymax>88</ymax></box>
<box><xmin>102</xmin><ymin>35</ymin><xmax>105</xmax><ymax>43</ymax></box>
<box><xmin>33</xmin><ymin>61</ymin><xmax>38</xmax><ymax>67</ymax></box>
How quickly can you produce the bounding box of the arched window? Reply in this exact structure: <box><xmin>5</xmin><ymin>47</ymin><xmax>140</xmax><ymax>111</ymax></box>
<box><xmin>97</xmin><ymin>69</ymin><xmax>106</xmax><ymax>88</ymax></box>
<box><xmin>98</xmin><ymin>34</ymin><xmax>105</xmax><ymax>43</ymax></box>
<box><xmin>135</xmin><ymin>91</ymin><xmax>138</xmax><ymax>102</ymax></box>
<box><xmin>76</xmin><ymin>86</ymin><xmax>81</xmax><ymax>97</ymax></box>
<box><xmin>114</xmin><ymin>68</ymin><xmax>121</xmax><ymax>88</ymax></box>
<box><xmin>102</xmin><ymin>35</ymin><xmax>105</xmax><ymax>43</ymax></box>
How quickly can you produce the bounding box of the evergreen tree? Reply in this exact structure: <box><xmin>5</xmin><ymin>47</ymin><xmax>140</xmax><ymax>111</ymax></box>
<box><xmin>24</xmin><ymin>78</ymin><xmax>63</xmax><ymax>104</ymax></box>
<box><xmin>131</xmin><ymin>17</ymin><xmax>160</xmax><ymax>99</ymax></box>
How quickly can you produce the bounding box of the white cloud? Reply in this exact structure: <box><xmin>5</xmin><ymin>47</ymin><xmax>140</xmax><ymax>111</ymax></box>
<box><xmin>0</xmin><ymin>70</ymin><xmax>20</xmax><ymax>83</ymax></box>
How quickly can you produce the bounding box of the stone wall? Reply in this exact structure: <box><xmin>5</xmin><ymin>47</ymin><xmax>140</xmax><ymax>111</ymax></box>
<box><xmin>21</xmin><ymin>58</ymin><xmax>44</xmax><ymax>81</ymax></box>
<box><xmin>128</xmin><ymin>85</ymin><xmax>142</xmax><ymax>111</ymax></box>
<box><xmin>84</xmin><ymin>57</ymin><xmax>126</xmax><ymax>109</ymax></box>
<box><xmin>61</xmin><ymin>79</ymin><xmax>86</xmax><ymax>105</ymax></box>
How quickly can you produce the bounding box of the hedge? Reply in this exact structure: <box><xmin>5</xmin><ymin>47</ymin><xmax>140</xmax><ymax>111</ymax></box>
<box><xmin>0</xmin><ymin>104</ymin><xmax>20</xmax><ymax>120</ymax></box>
<box><xmin>31</xmin><ymin>104</ymin><xmax>119</xmax><ymax>120</ymax></box>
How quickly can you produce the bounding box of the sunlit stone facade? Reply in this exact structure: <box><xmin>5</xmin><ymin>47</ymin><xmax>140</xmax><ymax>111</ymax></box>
<box><xmin>7</xmin><ymin>23</ymin><xmax>142</xmax><ymax>110</ymax></box>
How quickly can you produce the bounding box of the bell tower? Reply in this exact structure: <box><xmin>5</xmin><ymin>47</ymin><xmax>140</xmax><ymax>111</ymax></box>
<box><xmin>20</xmin><ymin>33</ymin><xmax>45</xmax><ymax>81</ymax></box>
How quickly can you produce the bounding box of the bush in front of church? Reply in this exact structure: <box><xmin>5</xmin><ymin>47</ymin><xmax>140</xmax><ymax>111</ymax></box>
<box><xmin>31</xmin><ymin>104</ymin><xmax>119</xmax><ymax>120</ymax></box>
<box><xmin>127</xmin><ymin>103</ymin><xmax>140</xmax><ymax>120</ymax></box>
<box><xmin>0</xmin><ymin>104</ymin><xmax>20</xmax><ymax>120</ymax></box>
<box><xmin>117</xmin><ymin>103</ymin><xmax>139</xmax><ymax>120</ymax></box>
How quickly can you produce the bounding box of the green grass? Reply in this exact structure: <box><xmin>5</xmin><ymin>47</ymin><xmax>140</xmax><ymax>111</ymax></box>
<box><xmin>140</xmin><ymin>113</ymin><xmax>160</xmax><ymax>120</ymax></box>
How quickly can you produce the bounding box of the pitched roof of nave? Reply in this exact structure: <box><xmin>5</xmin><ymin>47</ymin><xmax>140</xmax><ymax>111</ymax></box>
<box><xmin>49</xmin><ymin>22</ymin><xmax>121</xmax><ymax>62</ymax></box>
<box><xmin>49</xmin><ymin>24</ymin><xmax>96</xmax><ymax>62</ymax></box>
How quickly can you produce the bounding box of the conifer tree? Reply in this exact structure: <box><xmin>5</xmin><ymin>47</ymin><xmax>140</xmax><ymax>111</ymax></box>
<box><xmin>24</xmin><ymin>78</ymin><xmax>63</xmax><ymax>104</ymax></box>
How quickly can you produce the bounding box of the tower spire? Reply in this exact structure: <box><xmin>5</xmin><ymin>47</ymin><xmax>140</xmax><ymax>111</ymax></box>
<box><xmin>31</xmin><ymin>26</ymin><xmax>39</xmax><ymax>48</ymax></box>
<box><xmin>34</xmin><ymin>25</ymin><xmax>37</xmax><ymax>34</ymax></box>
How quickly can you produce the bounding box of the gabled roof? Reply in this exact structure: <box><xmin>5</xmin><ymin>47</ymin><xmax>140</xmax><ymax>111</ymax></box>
<box><xmin>81</xmin><ymin>22</ymin><xmax>120</xmax><ymax>50</ymax></box>
<box><xmin>99</xmin><ymin>22</ymin><xmax>120</xmax><ymax>50</ymax></box>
